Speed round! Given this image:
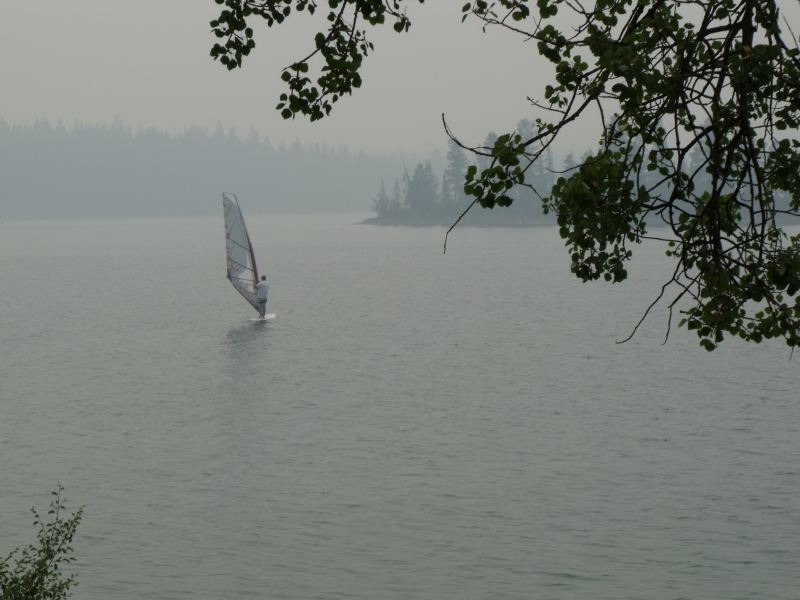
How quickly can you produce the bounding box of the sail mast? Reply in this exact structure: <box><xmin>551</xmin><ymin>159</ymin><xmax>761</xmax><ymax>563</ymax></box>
<box><xmin>244</xmin><ymin>199</ymin><xmax>260</xmax><ymax>283</ymax></box>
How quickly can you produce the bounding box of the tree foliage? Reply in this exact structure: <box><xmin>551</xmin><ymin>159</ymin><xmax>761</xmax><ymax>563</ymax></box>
<box><xmin>210</xmin><ymin>0</ymin><xmax>800</xmax><ymax>349</ymax></box>
<box><xmin>0</xmin><ymin>485</ymin><xmax>83</xmax><ymax>600</ymax></box>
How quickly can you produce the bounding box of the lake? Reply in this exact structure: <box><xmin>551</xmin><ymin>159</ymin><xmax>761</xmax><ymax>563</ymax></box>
<box><xmin>1</xmin><ymin>215</ymin><xmax>798</xmax><ymax>600</ymax></box>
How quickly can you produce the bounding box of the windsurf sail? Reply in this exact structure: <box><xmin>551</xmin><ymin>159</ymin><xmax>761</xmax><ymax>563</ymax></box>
<box><xmin>222</xmin><ymin>192</ymin><xmax>260</xmax><ymax>312</ymax></box>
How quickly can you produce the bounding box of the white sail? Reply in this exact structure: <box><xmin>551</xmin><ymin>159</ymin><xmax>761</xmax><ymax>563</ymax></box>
<box><xmin>222</xmin><ymin>192</ymin><xmax>260</xmax><ymax>312</ymax></box>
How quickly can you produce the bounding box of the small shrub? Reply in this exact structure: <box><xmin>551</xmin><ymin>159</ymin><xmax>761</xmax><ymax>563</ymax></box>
<box><xmin>0</xmin><ymin>484</ymin><xmax>83</xmax><ymax>600</ymax></box>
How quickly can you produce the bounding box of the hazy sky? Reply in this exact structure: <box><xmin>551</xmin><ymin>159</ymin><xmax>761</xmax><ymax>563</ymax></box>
<box><xmin>0</xmin><ymin>1</ymin><xmax>561</xmax><ymax>157</ymax></box>
<box><xmin>3</xmin><ymin>2</ymin><xmax>798</xmax><ymax>158</ymax></box>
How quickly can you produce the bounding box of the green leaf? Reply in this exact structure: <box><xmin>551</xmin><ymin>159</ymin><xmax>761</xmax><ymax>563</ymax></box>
<box><xmin>700</xmin><ymin>339</ymin><xmax>716</xmax><ymax>351</ymax></box>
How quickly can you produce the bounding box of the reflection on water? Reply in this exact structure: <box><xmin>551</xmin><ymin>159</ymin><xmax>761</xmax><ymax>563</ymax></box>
<box><xmin>225</xmin><ymin>319</ymin><xmax>271</xmax><ymax>350</ymax></box>
<box><xmin>222</xmin><ymin>319</ymin><xmax>273</xmax><ymax>382</ymax></box>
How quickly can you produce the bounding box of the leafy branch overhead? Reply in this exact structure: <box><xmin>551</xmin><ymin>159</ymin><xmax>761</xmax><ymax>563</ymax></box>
<box><xmin>210</xmin><ymin>0</ymin><xmax>414</xmax><ymax>121</ymax></box>
<box><xmin>210</xmin><ymin>0</ymin><xmax>800</xmax><ymax>351</ymax></box>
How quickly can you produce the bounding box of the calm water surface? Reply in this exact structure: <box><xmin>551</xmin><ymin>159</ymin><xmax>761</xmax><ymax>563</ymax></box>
<box><xmin>1</xmin><ymin>215</ymin><xmax>798</xmax><ymax>600</ymax></box>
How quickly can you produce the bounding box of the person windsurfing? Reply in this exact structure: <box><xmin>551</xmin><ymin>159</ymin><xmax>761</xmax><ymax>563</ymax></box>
<box><xmin>256</xmin><ymin>275</ymin><xmax>269</xmax><ymax>318</ymax></box>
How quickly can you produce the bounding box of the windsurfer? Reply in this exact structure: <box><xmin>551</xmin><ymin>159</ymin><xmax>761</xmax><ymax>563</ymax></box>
<box><xmin>256</xmin><ymin>275</ymin><xmax>269</xmax><ymax>318</ymax></box>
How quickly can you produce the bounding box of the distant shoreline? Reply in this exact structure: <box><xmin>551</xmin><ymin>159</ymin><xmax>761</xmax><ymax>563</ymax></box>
<box><xmin>357</xmin><ymin>216</ymin><xmax>554</xmax><ymax>228</ymax></box>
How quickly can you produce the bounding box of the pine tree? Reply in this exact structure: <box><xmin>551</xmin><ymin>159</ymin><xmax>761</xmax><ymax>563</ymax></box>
<box><xmin>443</xmin><ymin>140</ymin><xmax>469</xmax><ymax>215</ymax></box>
<box><xmin>371</xmin><ymin>179</ymin><xmax>390</xmax><ymax>217</ymax></box>
<box><xmin>405</xmin><ymin>162</ymin><xmax>437</xmax><ymax>220</ymax></box>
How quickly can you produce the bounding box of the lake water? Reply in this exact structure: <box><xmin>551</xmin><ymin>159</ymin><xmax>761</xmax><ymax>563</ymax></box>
<box><xmin>1</xmin><ymin>215</ymin><xmax>798</xmax><ymax>600</ymax></box>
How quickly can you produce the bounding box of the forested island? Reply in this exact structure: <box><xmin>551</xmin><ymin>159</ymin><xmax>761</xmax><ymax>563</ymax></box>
<box><xmin>363</xmin><ymin>118</ymin><xmax>796</xmax><ymax>229</ymax></box>
<box><xmin>363</xmin><ymin>119</ymin><xmax>559</xmax><ymax>227</ymax></box>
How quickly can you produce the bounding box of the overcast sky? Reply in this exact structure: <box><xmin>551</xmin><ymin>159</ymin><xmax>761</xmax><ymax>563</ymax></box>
<box><xmin>3</xmin><ymin>2</ymin><xmax>799</xmax><ymax>159</ymax></box>
<box><xmin>0</xmin><ymin>1</ymin><xmax>567</xmax><ymax>157</ymax></box>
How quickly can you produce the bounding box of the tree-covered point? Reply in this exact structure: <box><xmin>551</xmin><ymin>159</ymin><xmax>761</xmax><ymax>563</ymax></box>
<box><xmin>210</xmin><ymin>0</ymin><xmax>800</xmax><ymax>351</ymax></box>
<box><xmin>368</xmin><ymin>128</ymin><xmax>556</xmax><ymax>227</ymax></box>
